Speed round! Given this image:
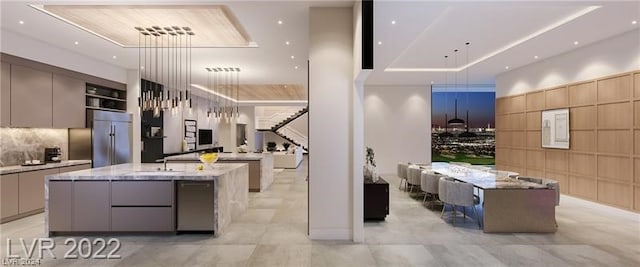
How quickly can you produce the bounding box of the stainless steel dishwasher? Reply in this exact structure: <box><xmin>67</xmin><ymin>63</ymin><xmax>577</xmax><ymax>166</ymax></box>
<box><xmin>176</xmin><ymin>181</ymin><xmax>215</xmax><ymax>231</ymax></box>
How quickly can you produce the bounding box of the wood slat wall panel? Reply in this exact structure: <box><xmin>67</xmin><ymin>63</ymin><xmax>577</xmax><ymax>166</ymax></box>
<box><xmin>526</xmin><ymin>91</ymin><xmax>545</xmax><ymax>111</ymax></box>
<box><xmin>597</xmin><ymin>130</ymin><xmax>632</xmax><ymax>155</ymax></box>
<box><xmin>635</xmin><ymin>158</ymin><xmax>640</xmax><ymax>184</ymax></box>
<box><xmin>597</xmin><ymin>180</ymin><xmax>632</xmax><ymax>209</ymax></box>
<box><xmin>636</xmin><ymin>130</ymin><xmax>640</xmax><ymax>155</ymax></box>
<box><xmin>526</xmin><ymin>131</ymin><xmax>542</xmax><ymax>149</ymax></box>
<box><xmin>597</xmin><ymin>155</ymin><xmax>632</xmax><ymax>182</ymax></box>
<box><xmin>569</xmin><ymin>175</ymin><xmax>597</xmax><ymax>200</ymax></box>
<box><xmin>545</xmin><ymin>86</ymin><xmax>568</xmax><ymax>109</ymax></box>
<box><xmin>635</xmin><ymin>186</ymin><xmax>640</xmax><ymax>211</ymax></box>
<box><xmin>496</xmin><ymin>98</ymin><xmax>507</xmax><ymax>115</ymax></box>
<box><xmin>526</xmin><ymin>150</ymin><xmax>545</xmax><ymax>170</ymax></box>
<box><xmin>496</xmin><ymin>69</ymin><xmax>638</xmax><ymax>212</ymax></box>
<box><xmin>597</xmin><ymin>75</ymin><xmax>631</xmax><ymax>103</ymax></box>
<box><xmin>598</xmin><ymin>102</ymin><xmax>632</xmax><ymax>129</ymax></box>
<box><xmin>511</xmin><ymin>95</ymin><xmax>526</xmax><ymax>113</ymax></box>
<box><xmin>510</xmin><ymin>149</ymin><xmax>526</xmax><ymax>167</ymax></box>
<box><xmin>570</xmin><ymin>106</ymin><xmax>596</xmax><ymax>130</ymax></box>
<box><xmin>569</xmin><ymin>81</ymin><xmax>596</xmax><ymax>106</ymax></box>
<box><xmin>570</xmin><ymin>130</ymin><xmax>596</xmax><ymax>153</ymax></box>
<box><xmin>512</xmin><ymin>131</ymin><xmax>525</xmax><ymax>148</ymax></box>
<box><xmin>526</xmin><ymin>111</ymin><xmax>541</xmax><ymax>130</ymax></box>
<box><xmin>634</xmin><ymin>73</ymin><xmax>640</xmax><ymax>99</ymax></box>
<box><xmin>509</xmin><ymin>113</ymin><xmax>525</xmax><ymax>130</ymax></box>
<box><xmin>569</xmin><ymin>153</ymin><xmax>596</xmax><ymax>176</ymax></box>
<box><xmin>496</xmin><ymin>114</ymin><xmax>507</xmax><ymax>130</ymax></box>
<box><xmin>634</xmin><ymin>101</ymin><xmax>640</xmax><ymax>128</ymax></box>
<box><xmin>545</xmin><ymin>151</ymin><xmax>568</xmax><ymax>172</ymax></box>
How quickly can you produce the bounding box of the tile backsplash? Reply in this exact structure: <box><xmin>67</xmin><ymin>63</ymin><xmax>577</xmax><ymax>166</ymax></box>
<box><xmin>0</xmin><ymin>128</ymin><xmax>68</xmax><ymax>166</ymax></box>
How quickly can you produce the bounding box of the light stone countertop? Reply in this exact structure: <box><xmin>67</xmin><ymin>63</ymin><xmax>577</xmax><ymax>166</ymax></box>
<box><xmin>0</xmin><ymin>160</ymin><xmax>92</xmax><ymax>175</ymax></box>
<box><xmin>45</xmin><ymin>162</ymin><xmax>247</xmax><ymax>181</ymax></box>
<box><xmin>163</xmin><ymin>152</ymin><xmax>270</xmax><ymax>162</ymax></box>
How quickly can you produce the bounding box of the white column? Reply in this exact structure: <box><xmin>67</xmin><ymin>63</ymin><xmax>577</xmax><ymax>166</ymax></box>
<box><xmin>309</xmin><ymin>7</ymin><xmax>354</xmax><ymax>240</ymax></box>
<box><xmin>126</xmin><ymin>69</ymin><xmax>141</xmax><ymax>163</ymax></box>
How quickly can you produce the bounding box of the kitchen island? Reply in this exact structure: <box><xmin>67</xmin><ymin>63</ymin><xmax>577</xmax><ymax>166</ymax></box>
<box><xmin>164</xmin><ymin>152</ymin><xmax>274</xmax><ymax>192</ymax></box>
<box><xmin>44</xmin><ymin>162</ymin><xmax>248</xmax><ymax>237</ymax></box>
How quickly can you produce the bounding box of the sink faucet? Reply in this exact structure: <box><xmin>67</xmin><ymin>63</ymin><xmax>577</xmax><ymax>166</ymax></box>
<box><xmin>157</xmin><ymin>159</ymin><xmax>171</xmax><ymax>171</ymax></box>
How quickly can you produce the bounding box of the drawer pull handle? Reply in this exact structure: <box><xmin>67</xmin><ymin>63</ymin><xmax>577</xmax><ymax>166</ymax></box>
<box><xmin>180</xmin><ymin>183</ymin><xmax>210</xmax><ymax>188</ymax></box>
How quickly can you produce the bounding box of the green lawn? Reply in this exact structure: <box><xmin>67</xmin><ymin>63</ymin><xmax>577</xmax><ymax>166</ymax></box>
<box><xmin>432</xmin><ymin>153</ymin><xmax>495</xmax><ymax>165</ymax></box>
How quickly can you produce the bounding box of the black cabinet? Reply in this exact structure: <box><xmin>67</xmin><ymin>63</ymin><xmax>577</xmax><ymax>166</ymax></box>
<box><xmin>364</xmin><ymin>177</ymin><xmax>389</xmax><ymax>220</ymax></box>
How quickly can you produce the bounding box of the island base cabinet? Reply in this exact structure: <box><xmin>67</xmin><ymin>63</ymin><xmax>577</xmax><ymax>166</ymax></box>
<box><xmin>72</xmin><ymin>181</ymin><xmax>110</xmax><ymax>232</ymax></box>
<box><xmin>1</xmin><ymin>174</ymin><xmax>19</xmax><ymax>221</ymax></box>
<box><xmin>111</xmin><ymin>207</ymin><xmax>173</xmax><ymax>231</ymax></box>
<box><xmin>48</xmin><ymin>181</ymin><xmax>72</xmax><ymax>231</ymax></box>
<box><xmin>19</xmin><ymin>169</ymin><xmax>58</xmax><ymax>214</ymax></box>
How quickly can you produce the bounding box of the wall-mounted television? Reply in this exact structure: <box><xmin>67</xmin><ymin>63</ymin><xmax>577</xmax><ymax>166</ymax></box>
<box><xmin>198</xmin><ymin>129</ymin><xmax>213</xmax><ymax>145</ymax></box>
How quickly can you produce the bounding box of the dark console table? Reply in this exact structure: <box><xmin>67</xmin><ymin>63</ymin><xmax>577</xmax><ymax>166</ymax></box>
<box><xmin>364</xmin><ymin>177</ymin><xmax>389</xmax><ymax>220</ymax></box>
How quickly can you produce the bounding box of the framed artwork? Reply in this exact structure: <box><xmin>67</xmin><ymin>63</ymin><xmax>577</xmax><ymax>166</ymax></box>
<box><xmin>541</xmin><ymin>108</ymin><xmax>570</xmax><ymax>149</ymax></box>
<box><xmin>184</xmin><ymin>119</ymin><xmax>197</xmax><ymax>151</ymax></box>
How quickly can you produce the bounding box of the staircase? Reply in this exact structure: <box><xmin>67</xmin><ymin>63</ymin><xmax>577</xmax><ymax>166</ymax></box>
<box><xmin>257</xmin><ymin>106</ymin><xmax>308</xmax><ymax>151</ymax></box>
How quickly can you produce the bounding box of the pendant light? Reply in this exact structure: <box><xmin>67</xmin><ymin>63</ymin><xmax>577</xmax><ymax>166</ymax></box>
<box><xmin>204</xmin><ymin>66</ymin><xmax>241</xmax><ymax>121</ymax></box>
<box><xmin>136</xmin><ymin>25</ymin><xmax>194</xmax><ymax>117</ymax></box>
<box><xmin>447</xmin><ymin>48</ymin><xmax>465</xmax><ymax>127</ymax></box>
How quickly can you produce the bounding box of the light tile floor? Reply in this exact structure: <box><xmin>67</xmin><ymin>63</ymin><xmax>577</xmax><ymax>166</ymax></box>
<box><xmin>1</xmin><ymin>159</ymin><xmax>639</xmax><ymax>266</ymax></box>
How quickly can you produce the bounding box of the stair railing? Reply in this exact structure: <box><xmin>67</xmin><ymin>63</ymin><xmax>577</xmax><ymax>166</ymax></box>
<box><xmin>277</xmin><ymin>125</ymin><xmax>308</xmax><ymax>149</ymax></box>
<box><xmin>256</xmin><ymin>107</ymin><xmax>303</xmax><ymax>129</ymax></box>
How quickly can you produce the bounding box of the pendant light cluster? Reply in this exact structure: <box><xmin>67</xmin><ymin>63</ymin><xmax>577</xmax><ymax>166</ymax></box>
<box><xmin>444</xmin><ymin>42</ymin><xmax>472</xmax><ymax>128</ymax></box>
<box><xmin>136</xmin><ymin>25</ymin><xmax>195</xmax><ymax>117</ymax></box>
<box><xmin>205</xmin><ymin>67</ymin><xmax>241</xmax><ymax>121</ymax></box>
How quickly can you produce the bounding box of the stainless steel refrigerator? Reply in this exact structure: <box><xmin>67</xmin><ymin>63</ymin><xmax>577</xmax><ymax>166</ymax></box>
<box><xmin>69</xmin><ymin>110</ymin><xmax>132</xmax><ymax>168</ymax></box>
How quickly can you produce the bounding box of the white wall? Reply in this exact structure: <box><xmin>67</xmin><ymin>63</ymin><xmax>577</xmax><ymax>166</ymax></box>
<box><xmin>364</xmin><ymin>85</ymin><xmax>432</xmax><ymax>174</ymax></box>
<box><xmin>1</xmin><ymin>30</ymin><xmax>127</xmax><ymax>83</ymax></box>
<box><xmin>496</xmin><ymin>30</ymin><xmax>640</xmax><ymax>97</ymax></box>
<box><xmin>163</xmin><ymin>96</ymin><xmax>221</xmax><ymax>153</ymax></box>
<box><xmin>237</xmin><ymin>106</ymin><xmax>256</xmax><ymax>151</ymax></box>
<box><xmin>288</xmin><ymin>113</ymin><xmax>308</xmax><ymax>136</ymax></box>
<box><xmin>309</xmin><ymin>7</ymin><xmax>354</xmax><ymax>240</ymax></box>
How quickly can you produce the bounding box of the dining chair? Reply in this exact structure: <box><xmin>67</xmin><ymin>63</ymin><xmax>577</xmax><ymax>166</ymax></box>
<box><xmin>397</xmin><ymin>162</ymin><xmax>409</xmax><ymax>191</ymax></box>
<box><xmin>420</xmin><ymin>170</ymin><xmax>440</xmax><ymax>207</ymax></box>
<box><xmin>439</xmin><ymin>177</ymin><xmax>481</xmax><ymax>228</ymax></box>
<box><xmin>407</xmin><ymin>165</ymin><xmax>422</xmax><ymax>193</ymax></box>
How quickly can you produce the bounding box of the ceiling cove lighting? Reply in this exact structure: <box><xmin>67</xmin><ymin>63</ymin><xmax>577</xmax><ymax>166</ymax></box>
<box><xmin>385</xmin><ymin>6</ymin><xmax>600</xmax><ymax>73</ymax></box>
<box><xmin>190</xmin><ymin>84</ymin><xmax>308</xmax><ymax>105</ymax></box>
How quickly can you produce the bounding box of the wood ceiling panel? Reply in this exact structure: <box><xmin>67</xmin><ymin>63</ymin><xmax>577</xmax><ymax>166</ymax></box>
<box><xmin>42</xmin><ymin>5</ymin><xmax>251</xmax><ymax>47</ymax></box>
<box><xmin>204</xmin><ymin>84</ymin><xmax>306</xmax><ymax>101</ymax></box>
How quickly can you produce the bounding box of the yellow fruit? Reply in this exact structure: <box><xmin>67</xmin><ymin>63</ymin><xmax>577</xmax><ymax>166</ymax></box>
<box><xmin>197</xmin><ymin>164</ymin><xmax>204</xmax><ymax>171</ymax></box>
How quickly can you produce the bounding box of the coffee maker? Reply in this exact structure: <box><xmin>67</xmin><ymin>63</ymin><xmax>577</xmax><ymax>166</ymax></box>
<box><xmin>44</xmin><ymin>147</ymin><xmax>62</xmax><ymax>163</ymax></box>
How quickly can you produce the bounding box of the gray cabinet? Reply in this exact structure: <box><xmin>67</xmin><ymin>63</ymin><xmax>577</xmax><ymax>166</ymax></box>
<box><xmin>72</xmin><ymin>181</ymin><xmax>110</xmax><ymax>231</ymax></box>
<box><xmin>1</xmin><ymin>174</ymin><xmax>19</xmax><ymax>220</ymax></box>
<box><xmin>53</xmin><ymin>74</ymin><xmax>85</xmax><ymax>128</ymax></box>
<box><xmin>18</xmin><ymin>168</ymin><xmax>58</xmax><ymax>213</ymax></box>
<box><xmin>1</xmin><ymin>62</ymin><xmax>10</xmax><ymax>127</ymax></box>
<box><xmin>111</xmin><ymin>181</ymin><xmax>174</xmax><ymax>231</ymax></box>
<box><xmin>10</xmin><ymin>65</ymin><xmax>53</xmax><ymax>127</ymax></box>
<box><xmin>47</xmin><ymin>181</ymin><xmax>72</xmax><ymax>231</ymax></box>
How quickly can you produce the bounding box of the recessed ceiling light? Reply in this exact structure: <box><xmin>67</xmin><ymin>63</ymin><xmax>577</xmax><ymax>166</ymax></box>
<box><xmin>277</xmin><ymin>20</ymin><xmax>283</xmax><ymax>25</ymax></box>
<box><xmin>430</xmin><ymin>81</ymin><xmax>434</xmax><ymax>84</ymax></box>
<box><xmin>377</xmin><ymin>41</ymin><xmax>382</xmax><ymax>45</ymax></box>
<box><xmin>573</xmin><ymin>41</ymin><xmax>579</xmax><ymax>45</ymax></box>
<box><xmin>284</xmin><ymin>85</ymin><xmax>288</xmax><ymax>88</ymax></box>
<box><xmin>534</xmin><ymin>55</ymin><xmax>539</xmax><ymax>59</ymax></box>
<box><xmin>290</xmin><ymin>55</ymin><xmax>295</xmax><ymax>59</ymax></box>
<box><xmin>294</xmin><ymin>66</ymin><xmax>299</xmax><ymax>70</ymax></box>
<box><xmin>19</xmin><ymin>20</ymin><xmax>24</xmax><ymax>25</ymax></box>
<box><xmin>74</xmin><ymin>41</ymin><xmax>79</xmax><ymax>45</ymax></box>
<box><xmin>140</xmin><ymin>66</ymin><xmax>145</xmax><ymax>70</ymax></box>
<box><xmin>391</xmin><ymin>20</ymin><xmax>396</xmax><ymax>25</ymax></box>
<box><xmin>285</xmin><ymin>41</ymin><xmax>290</xmax><ymax>45</ymax></box>
<box><xmin>505</xmin><ymin>66</ymin><xmax>510</xmax><ymax>70</ymax></box>
<box><xmin>632</xmin><ymin>20</ymin><xmax>637</xmax><ymax>25</ymax></box>
<box><xmin>112</xmin><ymin>55</ymin><xmax>117</xmax><ymax>59</ymax></box>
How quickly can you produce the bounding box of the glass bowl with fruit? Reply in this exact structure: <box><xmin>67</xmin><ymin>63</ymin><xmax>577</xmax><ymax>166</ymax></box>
<box><xmin>199</xmin><ymin>152</ymin><xmax>218</xmax><ymax>169</ymax></box>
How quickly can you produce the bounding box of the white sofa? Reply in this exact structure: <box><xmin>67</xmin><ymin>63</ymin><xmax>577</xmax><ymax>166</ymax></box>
<box><xmin>273</xmin><ymin>147</ymin><xmax>303</xmax><ymax>168</ymax></box>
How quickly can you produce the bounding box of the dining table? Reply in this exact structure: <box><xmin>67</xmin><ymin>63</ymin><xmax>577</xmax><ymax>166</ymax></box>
<box><xmin>430</xmin><ymin>162</ymin><xmax>557</xmax><ymax>233</ymax></box>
